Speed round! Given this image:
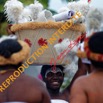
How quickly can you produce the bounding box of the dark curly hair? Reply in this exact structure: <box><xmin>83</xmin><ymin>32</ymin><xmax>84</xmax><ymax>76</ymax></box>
<box><xmin>0</xmin><ymin>39</ymin><xmax>22</xmax><ymax>69</ymax></box>
<box><xmin>0</xmin><ymin>39</ymin><xmax>22</xmax><ymax>58</ymax></box>
<box><xmin>88</xmin><ymin>31</ymin><xmax>103</xmax><ymax>69</ymax></box>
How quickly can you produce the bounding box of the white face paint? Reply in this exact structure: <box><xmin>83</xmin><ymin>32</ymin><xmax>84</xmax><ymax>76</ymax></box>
<box><xmin>45</xmin><ymin>68</ymin><xmax>63</xmax><ymax>78</ymax></box>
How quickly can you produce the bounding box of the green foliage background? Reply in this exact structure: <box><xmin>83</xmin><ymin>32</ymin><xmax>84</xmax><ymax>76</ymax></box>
<box><xmin>0</xmin><ymin>0</ymin><xmax>76</xmax><ymax>35</ymax></box>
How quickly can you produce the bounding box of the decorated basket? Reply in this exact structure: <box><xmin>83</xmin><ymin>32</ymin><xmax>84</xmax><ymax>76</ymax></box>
<box><xmin>11</xmin><ymin>21</ymin><xmax>86</xmax><ymax>65</ymax></box>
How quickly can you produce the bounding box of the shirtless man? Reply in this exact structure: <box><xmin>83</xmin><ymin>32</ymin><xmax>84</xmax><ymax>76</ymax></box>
<box><xmin>40</xmin><ymin>62</ymin><xmax>87</xmax><ymax>103</ymax></box>
<box><xmin>0</xmin><ymin>36</ymin><xmax>50</xmax><ymax>103</ymax></box>
<box><xmin>70</xmin><ymin>31</ymin><xmax>103</xmax><ymax>103</ymax></box>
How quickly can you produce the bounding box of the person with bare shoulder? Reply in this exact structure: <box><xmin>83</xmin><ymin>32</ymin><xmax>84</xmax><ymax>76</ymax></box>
<box><xmin>0</xmin><ymin>35</ymin><xmax>50</xmax><ymax>103</ymax></box>
<box><xmin>70</xmin><ymin>31</ymin><xmax>103</xmax><ymax>103</ymax></box>
<box><xmin>40</xmin><ymin>62</ymin><xmax>87</xmax><ymax>103</ymax></box>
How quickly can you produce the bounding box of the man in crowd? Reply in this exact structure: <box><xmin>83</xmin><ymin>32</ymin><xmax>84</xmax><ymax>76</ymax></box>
<box><xmin>0</xmin><ymin>36</ymin><xmax>50</xmax><ymax>103</ymax></box>
<box><xmin>70</xmin><ymin>31</ymin><xmax>103</xmax><ymax>103</ymax></box>
<box><xmin>40</xmin><ymin>61</ymin><xmax>88</xmax><ymax>103</ymax></box>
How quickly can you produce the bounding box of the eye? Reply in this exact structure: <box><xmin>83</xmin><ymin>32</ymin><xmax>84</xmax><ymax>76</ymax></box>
<box><xmin>56</xmin><ymin>72</ymin><xmax>63</xmax><ymax>77</ymax></box>
<box><xmin>47</xmin><ymin>72</ymin><xmax>53</xmax><ymax>78</ymax></box>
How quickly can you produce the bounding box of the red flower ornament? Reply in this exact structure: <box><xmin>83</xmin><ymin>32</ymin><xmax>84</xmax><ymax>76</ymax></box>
<box><xmin>24</xmin><ymin>38</ymin><xmax>32</xmax><ymax>47</ymax></box>
<box><xmin>88</xmin><ymin>0</ymin><xmax>91</xmax><ymax>3</ymax></box>
<box><xmin>58</xmin><ymin>38</ymin><xmax>63</xmax><ymax>43</ymax></box>
<box><xmin>38</xmin><ymin>38</ymin><xmax>48</xmax><ymax>46</ymax></box>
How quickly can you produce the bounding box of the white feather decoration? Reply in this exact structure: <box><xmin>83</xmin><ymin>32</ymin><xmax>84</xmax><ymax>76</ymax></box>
<box><xmin>28</xmin><ymin>1</ymin><xmax>43</xmax><ymax>21</ymax></box>
<box><xmin>4</xmin><ymin>0</ymin><xmax>24</xmax><ymax>23</ymax></box>
<box><xmin>54</xmin><ymin>39</ymin><xmax>70</xmax><ymax>55</ymax></box>
<box><xmin>4</xmin><ymin>0</ymin><xmax>54</xmax><ymax>23</ymax></box>
<box><xmin>18</xmin><ymin>7</ymin><xmax>33</xmax><ymax>23</ymax></box>
<box><xmin>72</xmin><ymin>11</ymin><xmax>85</xmax><ymax>24</ymax></box>
<box><xmin>54</xmin><ymin>38</ymin><xmax>78</xmax><ymax>81</ymax></box>
<box><xmin>86</xmin><ymin>8</ymin><xmax>103</xmax><ymax>36</ymax></box>
<box><xmin>36</xmin><ymin>10</ymin><xmax>55</xmax><ymax>22</ymax></box>
<box><xmin>67</xmin><ymin>0</ymin><xmax>90</xmax><ymax>17</ymax></box>
<box><xmin>54</xmin><ymin>38</ymin><xmax>78</xmax><ymax>63</ymax></box>
<box><xmin>34</xmin><ymin>0</ymin><xmax>43</xmax><ymax>12</ymax></box>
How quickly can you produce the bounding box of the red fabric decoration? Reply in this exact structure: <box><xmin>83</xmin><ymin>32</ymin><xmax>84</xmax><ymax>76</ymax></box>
<box><xmin>38</xmin><ymin>38</ymin><xmax>48</xmax><ymax>46</ymax></box>
<box><xmin>58</xmin><ymin>38</ymin><xmax>63</xmax><ymax>43</ymax></box>
<box><xmin>88</xmin><ymin>0</ymin><xmax>91</xmax><ymax>3</ymax></box>
<box><xmin>98</xmin><ymin>55</ymin><xmax>102</xmax><ymax>61</ymax></box>
<box><xmin>24</xmin><ymin>38</ymin><xmax>32</xmax><ymax>47</ymax></box>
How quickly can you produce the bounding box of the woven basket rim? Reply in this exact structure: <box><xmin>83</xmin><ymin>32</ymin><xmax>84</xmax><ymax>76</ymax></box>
<box><xmin>11</xmin><ymin>21</ymin><xmax>86</xmax><ymax>33</ymax></box>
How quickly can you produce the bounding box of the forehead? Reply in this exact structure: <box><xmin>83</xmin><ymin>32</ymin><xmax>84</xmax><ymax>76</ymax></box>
<box><xmin>46</xmin><ymin>67</ymin><xmax>63</xmax><ymax>73</ymax></box>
